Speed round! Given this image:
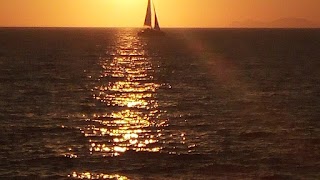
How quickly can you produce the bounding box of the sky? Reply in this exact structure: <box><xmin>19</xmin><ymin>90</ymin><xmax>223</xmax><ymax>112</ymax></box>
<box><xmin>0</xmin><ymin>0</ymin><xmax>320</xmax><ymax>28</ymax></box>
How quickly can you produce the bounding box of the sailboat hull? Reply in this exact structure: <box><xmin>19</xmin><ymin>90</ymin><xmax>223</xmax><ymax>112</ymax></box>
<box><xmin>138</xmin><ymin>29</ymin><xmax>165</xmax><ymax>37</ymax></box>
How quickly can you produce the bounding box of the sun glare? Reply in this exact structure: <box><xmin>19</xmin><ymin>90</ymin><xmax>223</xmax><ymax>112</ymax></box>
<box><xmin>117</xmin><ymin>0</ymin><xmax>140</xmax><ymax>6</ymax></box>
<box><xmin>1</xmin><ymin>0</ymin><xmax>319</xmax><ymax>27</ymax></box>
<box><xmin>107</xmin><ymin>0</ymin><xmax>146</xmax><ymax>27</ymax></box>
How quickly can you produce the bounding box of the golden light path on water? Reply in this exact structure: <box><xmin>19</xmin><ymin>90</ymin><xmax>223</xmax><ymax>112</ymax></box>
<box><xmin>69</xmin><ymin>31</ymin><xmax>191</xmax><ymax>179</ymax></box>
<box><xmin>69</xmin><ymin>172</ymin><xmax>128</xmax><ymax>180</ymax></box>
<box><xmin>82</xmin><ymin>31</ymin><xmax>167</xmax><ymax>157</ymax></box>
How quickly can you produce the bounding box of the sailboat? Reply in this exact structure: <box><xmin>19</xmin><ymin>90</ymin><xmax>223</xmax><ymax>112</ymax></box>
<box><xmin>138</xmin><ymin>0</ymin><xmax>165</xmax><ymax>36</ymax></box>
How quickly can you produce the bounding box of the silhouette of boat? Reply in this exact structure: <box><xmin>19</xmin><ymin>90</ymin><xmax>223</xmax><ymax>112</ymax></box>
<box><xmin>138</xmin><ymin>0</ymin><xmax>165</xmax><ymax>36</ymax></box>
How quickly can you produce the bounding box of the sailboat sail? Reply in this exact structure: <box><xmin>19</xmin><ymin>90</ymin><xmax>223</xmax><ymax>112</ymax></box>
<box><xmin>144</xmin><ymin>0</ymin><xmax>152</xmax><ymax>27</ymax></box>
<box><xmin>139</xmin><ymin>0</ymin><xmax>164</xmax><ymax>35</ymax></box>
<box><xmin>153</xmin><ymin>1</ymin><xmax>160</xmax><ymax>30</ymax></box>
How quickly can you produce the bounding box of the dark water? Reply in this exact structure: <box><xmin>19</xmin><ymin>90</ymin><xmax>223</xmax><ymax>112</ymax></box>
<box><xmin>0</xmin><ymin>28</ymin><xmax>319</xmax><ymax>179</ymax></box>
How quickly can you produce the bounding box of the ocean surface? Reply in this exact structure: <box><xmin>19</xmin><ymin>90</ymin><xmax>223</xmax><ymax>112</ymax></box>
<box><xmin>0</xmin><ymin>28</ymin><xmax>319</xmax><ymax>179</ymax></box>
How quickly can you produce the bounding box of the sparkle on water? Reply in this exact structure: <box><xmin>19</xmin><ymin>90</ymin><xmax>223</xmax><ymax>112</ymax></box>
<box><xmin>87</xmin><ymin>34</ymin><xmax>166</xmax><ymax>156</ymax></box>
<box><xmin>67</xmin><ymin>31</ymin><xmax>190</xmax><ymax>178</ymax></box>
<box><xmin>65</xmin><ymin>30</ymin><xmax>172</xmax><ymax>179</ymax></box>
<box><xmin>69</xmin><ymin>172</ymin><xmax>129</xmax><ymax>180</ymax></box>
<box><xmin>81</xmin><ymin>33</ymin><xmax>169</xmax><ymax>157</ymax></box>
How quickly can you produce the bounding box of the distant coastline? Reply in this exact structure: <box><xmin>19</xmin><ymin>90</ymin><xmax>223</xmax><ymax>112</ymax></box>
<box><xmin>231</xmin><ymin>17</ymin><xmax>320</xmax><ymax>28</ymax></box>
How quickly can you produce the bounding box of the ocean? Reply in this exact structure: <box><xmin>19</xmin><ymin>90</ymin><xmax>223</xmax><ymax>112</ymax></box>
<box><xmin>0</xmin><ymin>28</ymin><xmax>319</xmax><ymax>179</ymax></box>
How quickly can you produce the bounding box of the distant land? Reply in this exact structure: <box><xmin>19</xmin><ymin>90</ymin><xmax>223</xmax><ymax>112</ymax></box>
<box><xmin>231</xmin><ymin>18</ymin><xmax>320</xmax><ymax>28</ymax></box>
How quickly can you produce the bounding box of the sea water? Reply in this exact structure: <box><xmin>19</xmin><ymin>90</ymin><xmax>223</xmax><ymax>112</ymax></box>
<box><xmin>0</xmin><ymin>28</ymin><xmax>319</xmax><ymax>179</ymax></box>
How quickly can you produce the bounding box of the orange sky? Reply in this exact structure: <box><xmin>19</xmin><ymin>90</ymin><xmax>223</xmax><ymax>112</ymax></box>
<box><xmin>0</xmin><ymin>0</ymin><xmax>320</xmax><ymax>27</ymax></box>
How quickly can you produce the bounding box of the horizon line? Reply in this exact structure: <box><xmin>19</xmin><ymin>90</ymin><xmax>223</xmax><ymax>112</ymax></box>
<box><xmin>1</xmin><ymin>26</ymin><xmax>320</xmax><ymax>29</ymax></box>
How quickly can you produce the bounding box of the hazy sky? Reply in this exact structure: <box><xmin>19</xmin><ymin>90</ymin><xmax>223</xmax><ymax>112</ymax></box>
<box><xmin>1</xmin><ymin>0</ymin><xmax>320</xmax><ymax>27</ymax></box>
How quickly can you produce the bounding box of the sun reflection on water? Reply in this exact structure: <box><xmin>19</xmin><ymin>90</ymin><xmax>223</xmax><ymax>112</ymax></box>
<box><xmin>69</xmin><ymin>172</ymin><xmax>128</xmax><ymax>180</ymax></box>
<box><xmin>81</xmin><ymin>32</ymin><xmax>168</xmax><ymax>157</ymax></box>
